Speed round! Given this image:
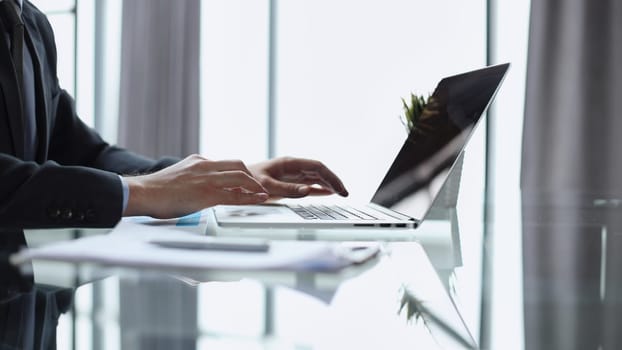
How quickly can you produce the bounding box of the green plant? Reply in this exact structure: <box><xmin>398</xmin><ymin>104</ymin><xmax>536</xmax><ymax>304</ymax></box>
<box><xmin>400</xmin><ymin>93</ymin><xmax>432</xmax><ymax>134</ymax></box>
<box><xmin>399</xmin><ymin>286</ymin><xmax>430</xmax><ymax>329</ymax></box>
<box><xmin>398</xmin><ymin>285</ymin><xmax>478</xmax><ymax>349</ymax></box>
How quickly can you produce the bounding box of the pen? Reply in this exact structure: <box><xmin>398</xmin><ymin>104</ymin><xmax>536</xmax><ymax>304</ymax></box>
<box><xmin>149</xmin><ymin>239</ymin><xmax>270</xmax><ymax>253</ymax></box>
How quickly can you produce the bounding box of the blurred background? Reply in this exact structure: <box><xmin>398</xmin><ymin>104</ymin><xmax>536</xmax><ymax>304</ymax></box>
<box><xmin>29</xmin><ymin>0</ymin><xmax>527</xmax><ymax>204</ymax></box>
<box><xmin>28</xmin><ymin>0</ymin><xmax>530</xmax><ymax>349</ymax></box>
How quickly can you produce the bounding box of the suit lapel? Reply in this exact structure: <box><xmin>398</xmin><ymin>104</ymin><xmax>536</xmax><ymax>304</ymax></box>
<box><xmin>0</xmin><ymin>17</ymin><xmax>25</xmax><ymax>159</ymax></box>
<box><xmin>21</xmin><ymin>7</ymin><xmax>48</xmax><ymax>162</ymax></box>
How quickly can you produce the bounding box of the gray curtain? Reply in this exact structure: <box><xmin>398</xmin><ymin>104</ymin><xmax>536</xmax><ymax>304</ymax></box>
<box><xmin>521</xmin><ymin>1</ymin><xmax>622</xmax><ymax>349</ymax></box>
<box><xmin>521</xmin><ymin>1</ymin><xmax>622</xmax><ymax>196</ymax></box>
<box><xmin>118</xmin><ymin>0</ymin><xmax>201</xmax><ymax>159</ymax></box>
<box><xmin>116</xmin><ymin>3</ymin><xmax>200</xmax><ymax>347</ymax></box>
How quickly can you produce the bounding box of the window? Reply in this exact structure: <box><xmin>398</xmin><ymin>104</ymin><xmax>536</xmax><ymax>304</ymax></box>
<box><xmin>29</xmin><ymin>0</ymin><xmax>96</xmax><ymax>127</ymax></box>
<box><xmin>200</xmin><ymin>0</ymin><xmax>489</xmax><ymax>339</ymax></box>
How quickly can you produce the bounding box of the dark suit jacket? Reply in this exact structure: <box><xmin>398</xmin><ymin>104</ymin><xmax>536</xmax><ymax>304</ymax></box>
<box><xmin>0</xmin><ymin>1</ymin><xmax>177</xmax><ymax>230</ymax></box>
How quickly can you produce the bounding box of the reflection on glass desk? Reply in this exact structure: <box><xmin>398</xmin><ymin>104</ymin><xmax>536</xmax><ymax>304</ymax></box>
<box><xmin>520</xmin><ymin>192</ymin><xmax>622</xmax><ymax>350</ymax></box>
<box><xmin>10</xmin><ymin>182</ymin><xmax>622</xmax><ymax>349</ymax></box>
<box><xmin>4</xmin><ymin>230</ymin><xmax>475</xmax><ymax>350</ymax></box>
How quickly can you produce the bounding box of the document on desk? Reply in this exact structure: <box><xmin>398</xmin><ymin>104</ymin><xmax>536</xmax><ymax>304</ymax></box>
<box><xmin>11</xmin><ymin>221</ymin><xmax>380</xmax><ymax>272</ymax></box>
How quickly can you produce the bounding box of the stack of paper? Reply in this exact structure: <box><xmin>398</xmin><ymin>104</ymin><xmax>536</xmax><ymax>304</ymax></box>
<box><xmin>11</xmin><ymin>221</ymin><xmax>379</xmax><ymax>272</ymax></box>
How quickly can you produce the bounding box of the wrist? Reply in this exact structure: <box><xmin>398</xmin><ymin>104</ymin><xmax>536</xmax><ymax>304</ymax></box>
<box><xmin>122</xmin><ymin>175</ymin><xmax>148</xmax><ymax>217</ymax></box>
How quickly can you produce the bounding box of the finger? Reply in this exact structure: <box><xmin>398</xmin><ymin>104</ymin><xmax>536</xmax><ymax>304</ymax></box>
<box><xmin>278</xmin><ymin>170</ymin><xmax>347</xmax><ymax>197</ymax></box>
<box><xmin>295</xmin><ymin>173</ymin><xmax>341</xmax><ymax>192</ymax></box>
<box><xmin>283</xmin><ymin>159</ymin><xmax>349</xmax><ymax>196</ymax></box>
<box><xmin>260</xmin><ymin>177</ymin><xmax>311</xmax><ymax>198</ymax></box>
<box><xmin>292</xmin><ymin>183</ymin><xmax>340</xmax><ymax>196</ymax></box>
<box><xmin>266</xmin><ymin>171</ymin><xmax>344</xmax><ymax>197</ymax></box>
<box><xmin>306</xmin><ymin>186</ymin><xmax>337</xmax><ymax>196</ymax></box>
<box><xmin>309</xmin><ymin>167</ymin><xmax>349</xmax><ymax>196</ymax></box>
<box><xmin>217</xmin><ymin>190</ymin><xmax>269</xmax><ymax>205</ymax></box>
<box><xmin>263</xmin><ymin>178</ymin><xmax>339</xmax><ymax>198</ymax></box>
<box><xmin>209</xmin><ymin>171</ymin><xmax>268</xmax><ymax>193</ymax></box>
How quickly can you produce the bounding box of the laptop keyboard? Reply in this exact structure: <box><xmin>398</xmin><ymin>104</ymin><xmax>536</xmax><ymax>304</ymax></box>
<box><xmin>287</xmin><ymin>204</ymin><xmax>378</xmax><ymax>220</ymax></box>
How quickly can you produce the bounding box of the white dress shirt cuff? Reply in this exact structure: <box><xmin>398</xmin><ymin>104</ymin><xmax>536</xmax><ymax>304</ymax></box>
<box><xmin>119</xmin><ymin>175</ymin><xmax>129</xmax><ymax>214</ymax></box>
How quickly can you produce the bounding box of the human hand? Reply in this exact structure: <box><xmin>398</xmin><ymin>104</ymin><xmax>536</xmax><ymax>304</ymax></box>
<box><xmin>249</xmin><ymin>157</ymin><xmax>349</xmax><ymax>199</ymax></box>
<box><xmin>123</xmin><ymin>154</ymin><xmax>269</xmax><ymax>218</ymax></box>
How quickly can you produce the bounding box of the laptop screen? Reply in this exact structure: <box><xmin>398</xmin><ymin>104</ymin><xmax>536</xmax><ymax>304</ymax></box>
<box><xmin>371</xmin><ymin>63</ymin><xmax>509</xmax><ymax>221</ymax></box>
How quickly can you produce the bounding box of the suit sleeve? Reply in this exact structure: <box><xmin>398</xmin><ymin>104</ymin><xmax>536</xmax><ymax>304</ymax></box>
<box><xmin>47</xmin><ymin>89</ymin><xmax>178</xmax><ymax>175</ymax></box>
<box><xmin>0</xmin><ymin>154</ymin><xmax>125</xmax><ymax>229</ymax></box>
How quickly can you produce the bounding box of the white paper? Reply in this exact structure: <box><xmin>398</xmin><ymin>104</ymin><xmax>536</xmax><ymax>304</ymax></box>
<box><xmin>11</xmin><ymin>221</ymin><xmax>379</xmax><ymax>272</ymax></box>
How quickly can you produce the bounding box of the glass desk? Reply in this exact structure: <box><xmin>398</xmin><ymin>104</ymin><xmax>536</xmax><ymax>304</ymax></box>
<box><xmin>2</xmin><ymin>211</ymin><xmax>475</xmax><ymax>350</ymax></box>
<box><xmin>8</xmin><ymin>188</ymin><xmax>620</xmax><ymax>350</ymax></box>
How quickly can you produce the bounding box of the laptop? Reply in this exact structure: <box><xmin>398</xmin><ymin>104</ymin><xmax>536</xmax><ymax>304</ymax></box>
<box><xmin>213</xmin><ymin>63</ymin><xmax>510</xmax><ymax>229</ymax></box>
